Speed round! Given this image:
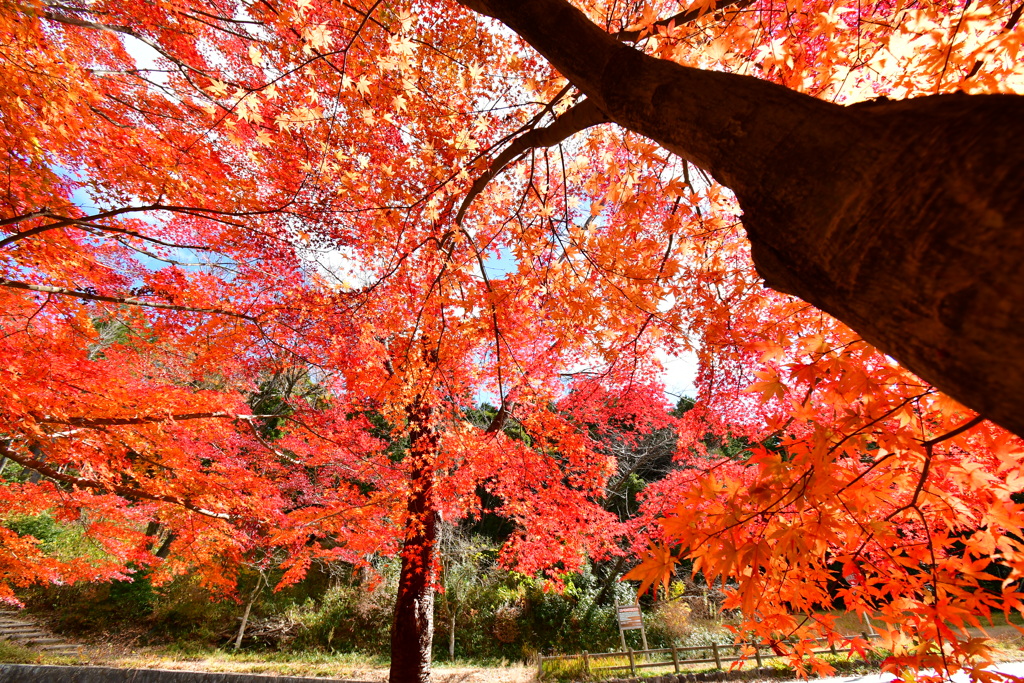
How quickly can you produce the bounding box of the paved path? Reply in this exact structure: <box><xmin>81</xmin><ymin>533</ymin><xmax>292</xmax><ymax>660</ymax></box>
<box><xmin>791</xmin><ymin>661</ymin><xmax>1024</xmax><ymax>683</ymax></box>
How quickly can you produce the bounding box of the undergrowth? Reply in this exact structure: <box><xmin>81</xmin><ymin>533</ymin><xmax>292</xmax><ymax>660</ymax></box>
<box><xmin>0</xmin><ymin>639</ymin><xmax>41</xmax><ymax>664</ymax></box>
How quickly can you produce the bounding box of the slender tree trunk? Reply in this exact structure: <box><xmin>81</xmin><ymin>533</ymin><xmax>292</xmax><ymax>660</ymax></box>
<box><xmin>144</xmin><ymin>521</ymin><xmax>161</xmax><ymax>550</ymax></box>
<box><xmin>448</xmin><ymin>609</ymin><xmax>456</xmax><ymax>661</ymax></box>
<box><xmin>155</xmin><ymin>531</ymin><xmax>175</xmax><ymax>558</ymax></box>
<box><xmin>458</xmin><ymin>0</ymin><xmax>1024</xmax><ymax>437</ymax></box>
<box><xmin>234</xmin><ymin>572</ymin><xmax>264</xmax><ymax>650</ymax></box>
<box><xmin>389</xmin><ymin>397</ymin><xmax>439</xmax><ymax>683</ymax></box>
<box><xmin>585</xmin><ymin>556</ymin><xmax>627</xmax><ymax>625</ymax></box>
<box><xmin>27</xmin><ymin>445</ymin><xmax>44</xmax><ymax>483</ymax></box>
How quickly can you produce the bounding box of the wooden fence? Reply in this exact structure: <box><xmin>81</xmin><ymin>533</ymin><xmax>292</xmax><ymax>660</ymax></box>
<box><xmin>538</xmin><ymin>632</ymin><xmax>881</xmax><ymax>678</ymax></box>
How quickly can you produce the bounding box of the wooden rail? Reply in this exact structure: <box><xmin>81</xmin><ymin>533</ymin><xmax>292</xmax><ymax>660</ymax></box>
<box><xmin>538</xmin><ymin>632</ymin><xmax>881</xmax><ymax>678</ymax></box>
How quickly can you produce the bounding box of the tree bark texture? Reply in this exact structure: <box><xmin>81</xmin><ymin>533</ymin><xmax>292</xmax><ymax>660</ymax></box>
<box><xmin>457</xmin><ymin>0</ymin><xmax>1024</xmax><ymax>437</ymax></box>
<box><xmin>389</xmin><ymin>398</ymin><xmax>439</xmax><ymax>683</ymax></box>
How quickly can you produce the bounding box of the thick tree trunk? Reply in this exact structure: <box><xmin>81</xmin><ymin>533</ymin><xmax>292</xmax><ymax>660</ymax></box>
<box><xmin>458</xmin><ymin>0</ymin><xmax>1024</xmax><ymax>437</ymax></box>
<box><xmin>389</xmin><ymin>398</ymin><xmax>439</xmax><ymax>683</ymax></box>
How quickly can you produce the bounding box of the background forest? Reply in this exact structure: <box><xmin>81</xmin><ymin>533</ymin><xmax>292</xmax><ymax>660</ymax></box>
<box><xmin>2</xmin><ymin>396</ymin><xmax>736</xmax><ymax>660</ymax></box>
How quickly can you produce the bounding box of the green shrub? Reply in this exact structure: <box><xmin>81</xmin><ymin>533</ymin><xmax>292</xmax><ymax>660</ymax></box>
<box><xmin>5</xmin><ymin>513</ymin><xmax>63</xmax><ymax>545</ymax></box>
<box><xmin>442</xmin><ymin>566</ymin><xmax>654</xmax><ymax>660</ymax></box>
<box><xmin>26</xmin><ymin>571</ymin><xmax>158</xmax><ymax>634</ymax></box>
<box><xmin>289</xmin><ymin>583</ymin><xmax>395</xmax><ymax>654</ymax></box>
<box><xmin>145</xmin><ymin>574</ymin><xmax>239</xmax><ymax>644</ymax></box>
<box><xmin>673</xmin><ymin>623</ymin><xmax>736</xmax><ymax>658</ymax></box>
<box><xmin>3</xmin><ymin>512</ymin><xmax>104</xmax><ymax>563</ymax></box>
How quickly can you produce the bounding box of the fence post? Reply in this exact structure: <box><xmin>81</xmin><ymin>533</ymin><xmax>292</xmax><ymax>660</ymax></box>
<box><xmin>830</xmin><ymin>641</ymin><xmax>838</xmax><ymax>656</ymax></box>
<box><xmin>754</xmin><ymin>644</ymin><xmax>762</xmax><ymax>668</ymax></box>
<box><xmin>629</xmin><ymin>648</ymin><xmax>636</xmax><ymax>676</ymax></box>
<box><xmin>672</xmin><ymin>645</ymin><xmax>680</xmax><ymax>673</ymax></box>
<box><xmin>584</xmin><ymin>650</ymin><xmax>591</xmax><ymax>676</ymax></box>
<box><xmin>712</xmin><ymin>642</ymin><xmax>721</xmax><ymax>670</ymax></box>
<box><xmin>537</xmin><ymin>655</ymin><xmax>544</xmax><ymax>679</ymax></box>
<box><xmin>861</xmin><ymin>632</ymin><xmax>871</xmax><ymax>660</ymax></box>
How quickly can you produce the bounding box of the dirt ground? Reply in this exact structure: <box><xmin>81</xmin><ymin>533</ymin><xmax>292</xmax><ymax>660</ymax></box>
<box><xmin>83</xmin><ymin>653</ymin><xmax>537</xmax><ymax>683</ymax></box>
<box><xmin>55</xmin><ymin>636</ymin><xmax>538</xmax><ymax>682</ymax></box>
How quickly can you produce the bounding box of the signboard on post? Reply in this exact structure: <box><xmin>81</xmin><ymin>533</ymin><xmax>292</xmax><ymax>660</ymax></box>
<box><xmin>617</xmin><ymin>604</ymin><xmax>643</xmax><ymax>630</ymax></box>
<box><xmin>615</xmin><ymin>602</ymin><xmax>648</xmax><ymax>651</ymax></box>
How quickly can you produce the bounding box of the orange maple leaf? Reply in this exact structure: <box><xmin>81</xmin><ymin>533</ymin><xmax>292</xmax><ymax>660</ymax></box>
<box><xmin>623</xmin><ymin>542</ymin><xmax>678</xmax><ymax>596</ymax></box>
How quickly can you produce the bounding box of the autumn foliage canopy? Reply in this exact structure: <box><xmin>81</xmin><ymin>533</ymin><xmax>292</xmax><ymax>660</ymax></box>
<box><xmin>1</xmin><ymin>0</ymin><xmax>1023</xmax><ymax>678</ymax></box>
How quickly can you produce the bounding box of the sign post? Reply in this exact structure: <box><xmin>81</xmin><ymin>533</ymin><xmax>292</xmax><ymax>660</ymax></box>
<box><xmin>615</xmin><ymin>602</ymin><xmax>648</xmax><ymax>652</ymax></box>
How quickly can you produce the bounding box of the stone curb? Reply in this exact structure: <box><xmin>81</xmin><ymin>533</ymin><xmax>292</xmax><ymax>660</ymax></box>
<box><xmin>0</xmin><ymin>664</ymin><xmax>377</xmax><ymax>682</ymax></box>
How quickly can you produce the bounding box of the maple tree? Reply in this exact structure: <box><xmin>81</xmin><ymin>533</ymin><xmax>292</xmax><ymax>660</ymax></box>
<box><xmin>1</xmin><ymin>0</ymin><xmax>1024</xmax><ymax>681</ymax></box>
<box><xmin>454</xmin><ymin>0</ymin><xmax>1024</xmax><ymax>439</ymax></box>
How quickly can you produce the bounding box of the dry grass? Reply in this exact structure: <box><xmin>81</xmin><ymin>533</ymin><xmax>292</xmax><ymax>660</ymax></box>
<box><xmin>0</xmin><ymin>639</ymin><xmax>42</xmax><ymax>664</ymax></box>
<box><xmin>6</xmin><ymin>645</ymin><xmax>536</xmax><ymax>683</ymax></box>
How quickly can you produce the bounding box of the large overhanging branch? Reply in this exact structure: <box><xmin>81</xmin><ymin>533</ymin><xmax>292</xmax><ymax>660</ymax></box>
<box><xmin>455</xmin><ymin>98</ymin><xmax>609</xmax><ymax>226</ymax></box>
<box><xmin>40</xmin><ymin>8</ymin><xmax>217</xmax><ymax>84</ymax></box>
<box><xmin>0</xmin><ymin>277</ymin><xmax>260</xmax><ymax>322</ymax></box>
<box><xmin>0</xmin><ymin>440</ymin><xmax>232</xmax><ymax>521</ymax></box>
<box><xmin>0</xmin><ymin>217</ymin><xmax>214</xmax><ymax>251</ymax></box>
<box><xmin>0</xmin><ymin>206</ymin><xmax>214</xmax><ymax>249</ymax></box>
<box><xmin>35</xmin><ymin>412</ymin><xmax>273</xmax><ymax>427</ymax></box>
<box><xmin>1</xmin><ymin>200</ymin><xmax>305</xmax><ymax>246</ymax></box>
<box><xmin>453</xmin><ymin>0</ymin><xmax>1024</xmax><ymax>438</ymax></box>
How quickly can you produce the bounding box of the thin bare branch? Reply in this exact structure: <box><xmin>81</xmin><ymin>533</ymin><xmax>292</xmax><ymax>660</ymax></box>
<box><xmin>965</xmin><ymin>1</ymin><xmax>1022</xmax><ymax>79</ymax></box>
<box><xmin>921</xmin><ymin>414</ymin><xmax>985</xmax><ymax>447</ymax></box>
<box><xmin>455</xmin><ymin>98</ymin><xmax>609</xmax><ymax>226</ymax></box>
<box><xmin>614</xmin><ymin>0</ymin><xmax>753</xmax><ymax>42</ymax></box>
